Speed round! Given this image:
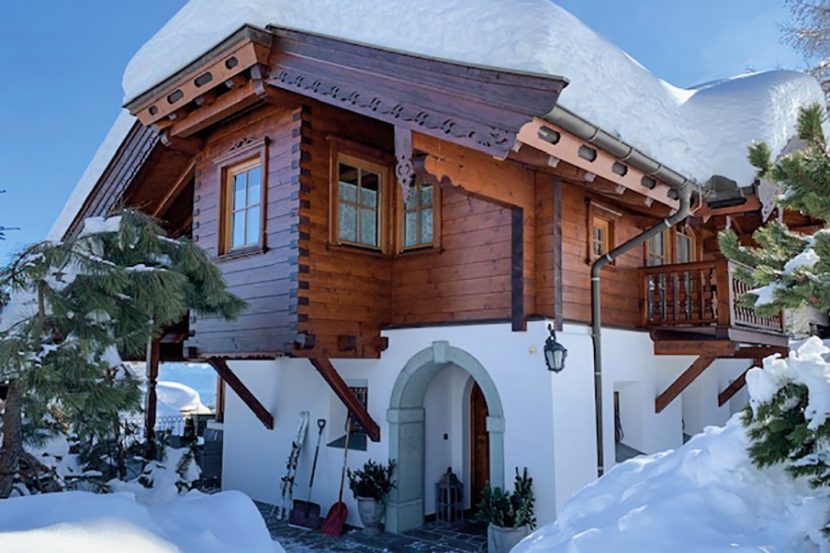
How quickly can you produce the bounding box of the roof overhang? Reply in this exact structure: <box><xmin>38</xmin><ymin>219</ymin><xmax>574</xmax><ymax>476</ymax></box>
<box><xmin>124</xmin><ymin>24</ymin><xmax>568</xmax><ymax>160</ymax></box>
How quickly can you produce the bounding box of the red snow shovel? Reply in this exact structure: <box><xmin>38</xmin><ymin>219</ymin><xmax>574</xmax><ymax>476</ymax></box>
<box><xmin>289</xmin><ymin>418</ymin><xmax>326</xmax><ymax>529</ymax></box>
<box><xmin>320</xmin><ymin>414</ymin><xmax>352</xmax><ymax>536</ymax></box>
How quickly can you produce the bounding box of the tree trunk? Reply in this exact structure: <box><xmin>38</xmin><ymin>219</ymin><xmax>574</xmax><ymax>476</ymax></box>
<box><xmin>0</xmin><ymin>380</ymin><xmax>24</xmax><ymax>498</ymax></box>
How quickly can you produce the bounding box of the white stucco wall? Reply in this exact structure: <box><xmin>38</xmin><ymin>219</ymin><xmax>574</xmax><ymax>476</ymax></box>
<box><xmin>220</xmin><ymin>320</ymin><xmax>750</xmax><ymax>527</ymax></box>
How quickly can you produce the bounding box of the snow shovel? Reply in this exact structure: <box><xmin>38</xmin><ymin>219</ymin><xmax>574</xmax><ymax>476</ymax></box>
<box><xmin>320</xmin><ymin>414</ymin><xmax>352</xmax><ymax>536</ymax></box>
<box><xmin>289</xmin><ymin>418</ymin><xmax>326</xmax><ymax>529</ymax></box>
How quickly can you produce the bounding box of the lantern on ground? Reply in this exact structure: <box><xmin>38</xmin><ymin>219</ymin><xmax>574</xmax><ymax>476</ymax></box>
<box><xmin>435</xmin><ymin>467</ymin><xmax>464</xmax><ymax>523</ymax></box>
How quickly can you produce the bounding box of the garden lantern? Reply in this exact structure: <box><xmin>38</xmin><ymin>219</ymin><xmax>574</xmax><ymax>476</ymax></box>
<box><xmin>544</xmin><ymin>324</ymin><xmax>567</xmax><ymax>372</ymax></box>
<box><xmin>435</xmin><ymin>467</ymin><xmax>464</xmax><ymax>523</ymax></box>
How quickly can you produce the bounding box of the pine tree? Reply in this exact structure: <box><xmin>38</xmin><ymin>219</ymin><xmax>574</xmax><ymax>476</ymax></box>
<box><xmin>0</xmin><ymin>209</ymin><xmax>245</xmax><ymax>497</ymax></box>
<box><xmin>719</xmin><ymin>103</ymin><xmax>830</xmax><ymax>318</ymax></box>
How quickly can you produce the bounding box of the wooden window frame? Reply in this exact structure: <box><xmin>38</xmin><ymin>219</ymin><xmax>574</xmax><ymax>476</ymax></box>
<box><xmin>396</xmin><ymin>175</ymin><xmax>442</xmax><ymax>254</ymax></box>
<box><xmin>215</xmin><ymin>138</ymin><xmax>268</xmax><ymax>258</ymax></box>
<box><xmin>585</xmin><ymin>197</ymin><xmax>619</xmax><ymax>264</ymax></box>
<box><xmin>591</xmin><ymin>216</ymin><xmax>613</xmax><ymax>259</ymax></box>
<box><xmin>329</xmin><ymin>141</ymin><xmax>393</xmax><ymax>254</ymax></box>
<box><xmin>644</xmin><ymin>226</ymin><xmax>701</xmax><ymax>266</ymax></box>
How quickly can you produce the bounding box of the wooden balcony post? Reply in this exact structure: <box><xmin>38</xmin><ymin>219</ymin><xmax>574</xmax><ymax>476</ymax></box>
<box><xmin>715</xmin><ymin>259</ymin><xmax>732</xmax><ymax>328</ymax></box>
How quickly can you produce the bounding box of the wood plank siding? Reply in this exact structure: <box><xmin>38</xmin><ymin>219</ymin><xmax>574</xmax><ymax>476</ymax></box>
<box><xmin>186</xmin><ymin>104</ymin><xmax>302</xmax><ymax>356</ymax></box>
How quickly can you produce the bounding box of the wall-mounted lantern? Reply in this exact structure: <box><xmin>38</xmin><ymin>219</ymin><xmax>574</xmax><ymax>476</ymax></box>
<box><xmin>544</xmin><ymin>324</ymin><xmax>567</xmax><ymax>372</ymax></box>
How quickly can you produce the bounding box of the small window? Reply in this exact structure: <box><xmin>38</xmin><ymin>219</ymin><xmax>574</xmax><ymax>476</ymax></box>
<box><xmin>335</xmin><ymin>155</ymin><xmax>385</xmax><ymax>249</ymax></box>
<box><xmin>591</xmin><ymin>216</ymin><xmax>612</xmax><ymax>257</ymax></box>
<box><xmin>646</xmin><ymin>232</ymin><xmax>668</xmax><ymax>266</ymax></box>
<box><xmin>675</xmin><ymin>228</ymin><xmax>697</xmax><ymax>263</ymax></box>
<box><xmin>402</xmin><ymin>177</ymin><xmax>435</xmax><ymax>249</ymax></box>
<box><xmin>222</xmin><ymin>158</ymin><xmax>262</xmax><ymax>253</ymax></box>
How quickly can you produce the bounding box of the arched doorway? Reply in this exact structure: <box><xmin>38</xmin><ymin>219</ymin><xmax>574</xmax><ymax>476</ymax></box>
<box><xmin>386</xmin><ymin>341</ymin><xmax>505</xmax><ymax>533</ymax></box>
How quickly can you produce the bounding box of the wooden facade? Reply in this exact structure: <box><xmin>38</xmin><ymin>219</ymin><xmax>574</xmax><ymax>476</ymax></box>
<box><xmin>66</xmin><ymin>25</ymin><xmax>792</xmax><ymax>423</ymax></box>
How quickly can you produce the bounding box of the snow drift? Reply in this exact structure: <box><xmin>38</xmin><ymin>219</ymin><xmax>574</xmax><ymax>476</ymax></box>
<box><xmin>0</xmin><ymin>490</ymin><xmax>282</xmax><ymax>553</ymax></box>
<box><xmin>514</xmin><ymin>338</ymin><xmax>830</xmax><ymax>553</ymax></box>
<box><xmin>123</xmin><ymin>0</ymin><xmax>825</xmax><ymax>187</ymax></box>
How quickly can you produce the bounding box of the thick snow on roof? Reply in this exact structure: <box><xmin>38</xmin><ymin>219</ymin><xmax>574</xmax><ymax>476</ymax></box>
<box><xmin>47</xmin><ymin>109</ymin><xmax>136</xmax><ymax>241</ymax></box>
<box><xmin>122</xmin><ymin>0</ymin><xmax>825</xmax><ymax>186</ymax></box>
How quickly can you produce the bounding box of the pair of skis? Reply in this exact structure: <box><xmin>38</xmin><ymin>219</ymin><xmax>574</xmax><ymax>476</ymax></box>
<box><xmin>273</xmin><ymin>411</ymin><xmax>310</xmax><ymax>520</ymax></box>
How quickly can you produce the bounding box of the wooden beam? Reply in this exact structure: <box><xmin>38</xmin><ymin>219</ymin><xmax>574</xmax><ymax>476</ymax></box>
<box><xmin>697</xmin><ymin>195</ymin><xmax>762</xmax><ymax>222</ymax></box>
<box><xmin>145</xmin><ymin>338</ymin><xmax>160</xmax><ymax>459</ymax></box>
<box><xmin>168</xmin><ymin>80</ymin><xmax>260</xmax><ymax>138</ymax></box>
<box><xmin>206</xmin><ymin>357</ymin><xmax>274</xmax><ymax>429</ymax></box>
<box><xmin>552</xmin><ymin>176</ymin><xmax>564</xmax><ymax>331</ymax></box>
<box><xmin>717</xmin><ymin>360</ymin><xmax>759</xmax><ymax>407</ymax></box>
<box><xmin>310</xmin><ymin>357</ymin><xmax>381</xmax><ymax>442</ymax></box>
<box><xmin>511</xmin><ymin>207</ymin><xmax>526</xmax><ymax>331</ymax></box>
<box><xmin>653</xmin><ymin>338</ymin><xmax>737</xmax><ymax>357</ymax></box>
<box><xmin>655</xmin><ymin>355</ymin><xmax>716</xmax><ymax>413</ymax></box>
<box><xmin>152</xmin><ymin>159</ymin><xmax>196</xmax><ymax>218</ymax></box>
<box><xmin>731</xmin><ymin>346</ymin><xmax>787</xmax><ymax>359</ymax></box>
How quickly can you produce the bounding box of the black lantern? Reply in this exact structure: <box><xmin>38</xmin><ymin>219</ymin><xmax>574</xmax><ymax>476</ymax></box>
<box><xmin>544</xmin><ymin>324</ymin><xmax>567</xmax><ymax>372</ymax></box>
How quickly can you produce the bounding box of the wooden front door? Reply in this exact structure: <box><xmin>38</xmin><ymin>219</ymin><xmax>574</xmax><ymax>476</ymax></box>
<box><xmin>470</xmin><ymin>382</ymin><xmax>490</xmax><ymax>510</ymax></box>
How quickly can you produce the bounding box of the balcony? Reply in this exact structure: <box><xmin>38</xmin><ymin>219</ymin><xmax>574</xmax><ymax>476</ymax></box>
<box><xmin>640</xmin><ymin>258</ymin><xmax>786</xmax><ymax>349</ymax></box>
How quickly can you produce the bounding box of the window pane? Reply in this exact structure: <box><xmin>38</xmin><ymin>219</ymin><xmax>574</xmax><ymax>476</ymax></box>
<box><xmin>339</xmin><ymin>182</ymin><xmax>358</xmax><ymax>203</ymax></box>
<box><xmin>421</xmin><ymin>207</ymin><xmax>433</xmax><ymax>244</ymax></box>
<box><xmin>246</xmin><ymin>206</ymin><xmax>260</xmax><ymax>245</ymax></box>
<box><xmin>359</xmin><ymin>208</ymin><xmax>378</xmax><ymax>246</ymax></box>
<box><xmin>420</xmin><ymin>184</ymin><xmax>433</xmax><ymax>207</ymax></box>
<box><xmin>247</xmin><ymin>167</ymin><xmax>261</xmax><ymax>207</ymax></box>
<box><xmin>232</xmin><ymin>212</ymin><xmax>245</xmax><ymax>248</ymax></box>
<box><xmin>339</xmin><ymin>164</ymin><xmax>359</xmax><ymax>202</ymax></box>
<box><xmin>404</xmin><ymin>210</ymin><xmax>417</xmax><ymax>247</ymax></box>
<box><xmin>233</xmin><ymin>173</ymin><xmax>246</xmax><ymax>210</ymax></box>
<box><xmin>338</xmin><ymin>203</ymin><xmax>357</xmax><ymax>242</ymax></box>
<box><xmin>360</xmin><ymin>171</ymin><xmax>380</xmax><ymax>207</ymax></box>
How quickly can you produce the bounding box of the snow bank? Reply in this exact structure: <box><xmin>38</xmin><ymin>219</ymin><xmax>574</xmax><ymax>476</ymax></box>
<box><xmin>155</xmin><ymin>380</ymin><xmax>212</xmax><ymax>417</ymax></box>
<box><xmin>122</xmin><ymin>0</ymin><xmax>825</xmax><ymax>186</ymax></box>
<box><xmin>0</xmin><ymin>491</ymin><xmax>282</xmax><ymax>553</ymax></box>
<box><xmin>514</xmin><ymin>338</ymin><xmax>830</xmax><ymax>553</ymax></box>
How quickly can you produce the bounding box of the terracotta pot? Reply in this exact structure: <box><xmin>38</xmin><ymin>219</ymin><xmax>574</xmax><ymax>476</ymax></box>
<box><xmin>487</xmin><ymin>523</ymin><xmax>530</xmax><ymax>553</ymax></box>
<box><xmin>356</xmin><ymin>496</ymin><xmax>385</xmax><ymax>533</ymax></box>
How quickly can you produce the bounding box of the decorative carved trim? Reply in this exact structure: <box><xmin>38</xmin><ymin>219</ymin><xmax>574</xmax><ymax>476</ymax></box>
<box><xmin>213</xmin><ymin>136</ymin><xmax>269</xmax><ymax>165</ymax></box>
<box><xmin>394</xmin><ymin>126</ymin><xmax>415</xmax><ymax>204</ymax></box>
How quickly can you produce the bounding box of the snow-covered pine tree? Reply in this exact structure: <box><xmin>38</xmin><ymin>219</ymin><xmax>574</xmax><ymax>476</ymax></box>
<box><xmin>0</xmin><ymin>209</ymin><xmax>245</xmax><ymax>497</ymax></box>
<box><xmin>719</xmin><ymin>103</ymin><xmax>830</xmax><ymax>318</ymax></box>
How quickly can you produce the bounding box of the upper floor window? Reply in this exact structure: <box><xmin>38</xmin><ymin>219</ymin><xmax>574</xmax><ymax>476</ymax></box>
<box><xmin>402</xmin><ymin>177</ymin><xmax>435</xmax><ymax>250</ymax></box>
<box><xmin>334</xmin><ymin>154</ymin><xmax>385</xmax><ymax>250</ymax></box>
<box><xmin>222</xmin><ymin>158</ymin><xmax>262</xmax><ymax>253</ymax></box>
<box><xmin>646</xmin><ymin>232</ymin><xmax>667</xmax><ymax>266</ymax></box>
<box><xmin>591</xmin><ymin>216</ymin><xmax>612</xmax><ymax>257</ymax></box>
<box><xmin>646</xmin><ymin>227</ymin><xmax>698</xmax><ymax>266</ymax></box>
<box><xmin>675</xmin><ymin>228</ymin><xmax>696</xmax><ymax>263</ymax></box>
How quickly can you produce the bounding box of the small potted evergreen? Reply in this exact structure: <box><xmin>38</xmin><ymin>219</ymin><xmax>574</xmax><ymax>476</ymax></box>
<box><xmin>477</xmin><ymin>468</ymin><xmax>536</xmax><ymax>553</ymax></box>
<box><xmin>347</xmin><ymin>459</ymin><xmax>396</xmax><ymax>533</ymax></box>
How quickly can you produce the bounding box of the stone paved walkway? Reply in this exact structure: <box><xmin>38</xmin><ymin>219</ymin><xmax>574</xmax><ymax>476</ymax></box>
<box><xmin>257</xmin><ymin>504</ymin><xmax>487</xmax><ymax>553</ymax></box>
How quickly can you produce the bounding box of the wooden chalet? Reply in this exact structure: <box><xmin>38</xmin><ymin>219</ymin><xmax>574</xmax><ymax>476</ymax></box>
<box><xmin>58</xmin><ymin>21</ymin><xmax>808</xmax><ymax>530</ymax></box>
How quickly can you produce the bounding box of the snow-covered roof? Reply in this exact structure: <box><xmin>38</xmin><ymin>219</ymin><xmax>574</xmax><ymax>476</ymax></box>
<box><xmin>122</xmin><ymin>0</ymin><xmax>825</xmax><ymax>187</ymax></box>
<box><xmin>48</xmin><ymin>110</ymin><xmax>136</xmax><ymax>241</ymax></box>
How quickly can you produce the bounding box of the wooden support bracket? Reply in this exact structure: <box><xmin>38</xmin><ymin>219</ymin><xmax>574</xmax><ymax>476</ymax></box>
<box><xmin>655</xmin><ymin>355</ymin><xmax>716</xmax><ymax>413</ymax></box>
<box><xmin>310</xmin><ymin>357</ymin><xmax>381</xmax><ymax>442</ymax></box>
<box><xmin>206</xmin><ymin>357</ymin><xmax>274</xmax><ymax>429</ymax></box>
<box><xmin>717</xmin><ymin>358</ymin><xmax>761</xmax><ymax>407</ymax></box>
<box><xmin>511</xmin><ymin>207</ymin><xmax>526</xmax><ymax>331</ymax></box>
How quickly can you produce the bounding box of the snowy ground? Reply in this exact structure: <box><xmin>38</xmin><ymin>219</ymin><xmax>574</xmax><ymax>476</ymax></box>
<box><xmin>0</xmin><ymin>490</ymin><xmax>283</xmax><ymax>553</ymax></box>
<box><xmin>514</xmin><ymin>338</ymin><xmax>830</xmax><ymax>553</ymax></box>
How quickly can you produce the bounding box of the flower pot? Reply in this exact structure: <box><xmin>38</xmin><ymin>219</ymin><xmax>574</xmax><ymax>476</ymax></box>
<box><xmin>487</xmin><ymin>523</ymin><xmax>530</xmax><ymax>553</ymax></box>
<box><xmin>356</xmin><ymin>496</ymin><xmax>385</xmax><ymax>533</ymax></box>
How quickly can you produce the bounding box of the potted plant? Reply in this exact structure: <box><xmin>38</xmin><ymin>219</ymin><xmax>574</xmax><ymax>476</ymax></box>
<box><xmin>477</xmin><ymin>468</ymin><xmax>536</xmax><ymax>553</ymax></box>
<box><xmin>347</xmin><ymin>459</ymin><xmax>396</xmax><ymax>533</ymax></box>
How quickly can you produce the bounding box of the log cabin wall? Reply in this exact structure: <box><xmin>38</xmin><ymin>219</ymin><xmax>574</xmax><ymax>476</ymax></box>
<box><xmin>558</xmin><ymin>183</ymin><xmax>654</xmax><ymax>327</ymax></box>
<box><xmin>187</xmin><ymin>103</ymin><xmax>302</xmax><ymax>356</ymax></box>
<box><xmin>296</xmin><ymin>102</ymin><xmax>394</xmax><ymax>358</ymax></box>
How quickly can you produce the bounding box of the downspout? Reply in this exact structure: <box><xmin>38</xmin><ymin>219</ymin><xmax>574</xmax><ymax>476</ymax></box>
<box><xmin>590</xmin><ymin>183</ymin><xmax>692</xmax><ymax>477</ymax></box>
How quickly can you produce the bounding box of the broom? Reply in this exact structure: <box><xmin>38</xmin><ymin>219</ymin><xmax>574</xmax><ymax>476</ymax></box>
<box><xmin>320</xmin><ymin>414</ymin><xmax>352</xmax><ymax>536</ymax></box>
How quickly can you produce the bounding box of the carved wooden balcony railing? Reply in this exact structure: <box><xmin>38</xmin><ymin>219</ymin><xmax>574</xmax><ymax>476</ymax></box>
<box><xmin>640</xmin><ymin>258</ymin><xmax>783</xmax><ymax>335</ymax></box>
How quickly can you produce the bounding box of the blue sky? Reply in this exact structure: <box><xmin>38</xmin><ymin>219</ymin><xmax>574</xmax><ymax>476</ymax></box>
<box><xmin>0</xmin><ymin>0</ymin><xmax>805</xmax><ymax>261</ymax></box>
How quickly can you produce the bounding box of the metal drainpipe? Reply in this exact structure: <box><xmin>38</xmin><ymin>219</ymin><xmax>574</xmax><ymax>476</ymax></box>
<box><xmin>590</xmin><ymin>184</ymin><xmax>692</xmax><ymax>477</ymax></box>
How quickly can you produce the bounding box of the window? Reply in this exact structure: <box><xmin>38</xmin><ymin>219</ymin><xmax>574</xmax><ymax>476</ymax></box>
<box><xmin>675</xmin><ymin>228</ymin><xmax>696</xmax><ymax>263</ymax></box>
<box><xmin>402</xmin><ymin>177</ymin><xmax>435</xmax><ymax>249</ymax></box>
<box><xmin>646</xmin><ymin>232</ymin><xmax>668</xmax><ymax>266</ymax></box>
<box><xmin>334</xmin><ymin>154</ymin><xmax>386</xmax><ymax>250</ymax></box>
<box><xmin>222</xmin><ymin>158</ymin><xmax>262</xmax><ymax>253</ymax></box>
<box><xmin>591</xmin><ymin>216</ymin><xmax>612</xmax><ymax>257</ymax></box>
